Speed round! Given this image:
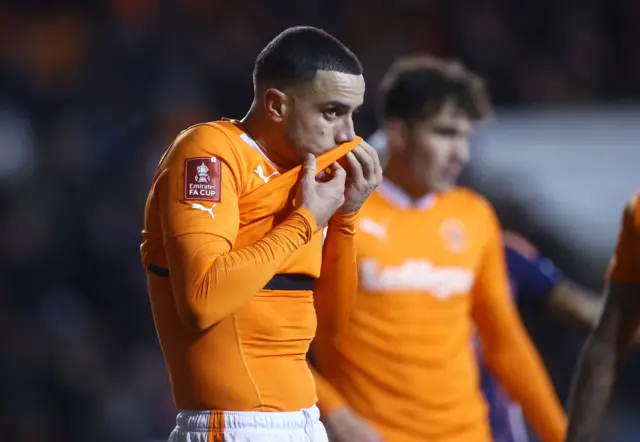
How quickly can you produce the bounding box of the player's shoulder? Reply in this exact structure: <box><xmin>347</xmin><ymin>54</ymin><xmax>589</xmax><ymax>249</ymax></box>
<box><xmin>161</xmin><ymin>119</ymin><xmax>270</xmax><ymax>179</ymax></box>
<box><xmin>622</xmin><ymin>192</ymin><xmax>640</xmax><ymax>234</ymax></box>
<box><xmin>625</xmin><ymin>192</ymin><xmax>639</xmax><ymax>217</ymax></box>
<box><xmin>502</xmin><ymin>230</ymin><xmax>539</xmax><ymax>261</ymax></box>
<box><xmin>161</xmin><ymin>121</ymin><xmax>240</xmax><ymax>164</ymax></box>
<box><xmin>440</xmin><ymin>187</ymin><xmax>503</xmax><ymax>240</ymax></box>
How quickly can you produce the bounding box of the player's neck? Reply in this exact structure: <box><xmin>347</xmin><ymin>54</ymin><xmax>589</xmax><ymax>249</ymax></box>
<box><xmin>384</xmin><ymin>159</ymin><xmax>433</xmax><ymax>202</ymax></box>
<box><xmin>240</xmin><ymin>108</ymin><xmax>299</xmax><ymax>171</ymax></box>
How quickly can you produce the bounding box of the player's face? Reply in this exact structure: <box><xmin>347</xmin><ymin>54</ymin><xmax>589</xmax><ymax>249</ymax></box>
<box><xmin>405</xmin><ymin>102</ymin><xmax>472</xmax><ymax>193</ymax></box>
<box><xmin>284</xmin><ymin>70</ymin><xmax>365</xmax><ymax>158</ymax></box>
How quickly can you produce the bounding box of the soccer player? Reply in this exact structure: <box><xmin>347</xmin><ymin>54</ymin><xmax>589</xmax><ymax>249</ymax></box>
<box><xmin>311</xmin><ymin>55</ymin><xmax>566</xmax><ymax>442</ymax></box>
<box><xmin>565</xmin><ymin>194</ymin><xmax>640</xmax><ymax>442</ymax></box>
<box><xmin>371</xmin><ymin>117</ymin><xmax>629</xmax><ymax>442</ymax></box>
<box><xmin>140</xmin><ymin>26</ymin><xmax>382</xmax><ymax>441</ymax></box>
<box><xmin>370</xmin><ymin>102</ymin><xmax>620</xmax><ymax>442</ymax></box>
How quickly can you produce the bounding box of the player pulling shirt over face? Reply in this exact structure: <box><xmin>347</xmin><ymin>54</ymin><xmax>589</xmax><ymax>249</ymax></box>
<box><xmin>141</xmin><ymin>26</ymin><xmax>382</xmax><ymax>442</ymax></box>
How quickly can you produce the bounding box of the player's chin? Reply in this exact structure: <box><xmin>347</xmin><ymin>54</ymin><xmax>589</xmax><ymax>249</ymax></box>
<box><xmin>437</xmin><ymin>172</ymin><xmax>461</xmax><ymax>192</ymax></box>
<box><xmin>432</xmin><ymin>180</ymin><xmax>455</xmax><ymax>194</ymax></box>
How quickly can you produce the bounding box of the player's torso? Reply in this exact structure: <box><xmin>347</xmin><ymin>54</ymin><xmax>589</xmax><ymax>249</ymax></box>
<box><xmin>221</xmin><ymin>121</ymin><xmax>322</xmax><ymax>369</ymax></box>
<box><xmin>317</xmin><ymin>183</ymin><xmax>490</xmax><ymax>439</ymax></box>
<box><xmin>228</xmin><ymin>127</ymin><xmax>322</xmax><ymax>411</ymax></box>
<box><xmin>229</xmin><ymin>124</ymin><xmax>324</xmax><ymax>276</ymax></box>
<box><xmin>352</xmin><ymin>190</ymin><xmax>481</xmax><ymax>363</ymax></box>
<box><xmin>144</xmin><ymin>121</ymin><xmax>320</xmax><ymax>411</ymax></box>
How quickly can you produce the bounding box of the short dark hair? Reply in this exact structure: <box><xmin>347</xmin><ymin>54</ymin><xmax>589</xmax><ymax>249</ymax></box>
<box><xmin>253</xmin><ymin>26</ymin><xmax>363</xmax><ymax>89</ymax></box>
<box><xmin>379</xmin><ymin>55</ymin><xmax>492</xmax><ymax>124</ymax></box>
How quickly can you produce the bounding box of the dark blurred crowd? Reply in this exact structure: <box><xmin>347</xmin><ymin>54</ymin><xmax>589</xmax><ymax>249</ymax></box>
<box><xmin>0</xmin><ymin>0</ymin><xmax>638</xmax><ymax>441</ymax></box>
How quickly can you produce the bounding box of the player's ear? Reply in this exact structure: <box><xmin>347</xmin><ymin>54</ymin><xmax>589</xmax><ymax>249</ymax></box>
<box><xmin>386</xmin><ymin>118</ymin><xmax>408</xmax><ymax>153</ymax></box>
<box><xmin>264</xmin><ymin>88</ymin><xmax>287</xmax><ymax>123</ymax></box>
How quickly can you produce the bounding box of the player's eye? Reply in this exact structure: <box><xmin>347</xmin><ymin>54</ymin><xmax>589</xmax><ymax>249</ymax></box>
<box><xmin>323</xmin><ymin>109</ymin><xmax>339</xmax><ymax>120</ymax></box>
<box><xmin>434</xmin><ymin>127</ymin><xmax>459</xmax><ymax>137</ymax></box>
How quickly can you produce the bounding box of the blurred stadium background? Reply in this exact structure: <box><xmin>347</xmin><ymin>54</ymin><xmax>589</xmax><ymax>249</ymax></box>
<box><xmin>0</xmin><ymin>1</ymin><xmax>638</xmax><ymax>441</ymax></box>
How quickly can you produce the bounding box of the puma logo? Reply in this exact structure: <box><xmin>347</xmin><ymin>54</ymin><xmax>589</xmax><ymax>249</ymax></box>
<box><xmin>191</xmin><ymin>203</ymin><xmax>217</xmax><ymax>220</ymax></box>
<box><xmin>254</xmin><ymin>165</ymin><xmax>278</xmax><ymax>183</ymax></box>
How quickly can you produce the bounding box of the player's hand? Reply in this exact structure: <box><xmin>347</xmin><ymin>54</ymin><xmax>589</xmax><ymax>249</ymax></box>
<box><xmin>323</xmin><ymin>408</ymin><xmax>384</xmax><ymax>442</ymax></box>
<box><xmin>339</xmin><ymin>141</ymin><xmax>383</xmax><ymax>215</ymax></box>
<box><xmin>297</xmin><ymin>154</ymin><xmax>347</xmax><ymax>229</ymax></box>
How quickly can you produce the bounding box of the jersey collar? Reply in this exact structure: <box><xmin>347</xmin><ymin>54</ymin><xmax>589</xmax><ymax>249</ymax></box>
<box><xmin>376</xmin><ymin>179</ymin><xmax>437</xmax><ymax>210</ymax></box>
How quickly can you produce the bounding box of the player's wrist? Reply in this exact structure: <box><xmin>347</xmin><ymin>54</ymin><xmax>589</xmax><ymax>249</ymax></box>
<box><xmin>292</xmin><ymin>206</ymin><xmax>321</xmax><ymax>238</ymax></box>
<box><xmin>330</xmin><ymin>209</ymin><xmax>359</xmax><ymax>227</ymax></box>
<box><xmin>324</xmin><ymin>406</ymin><xmax>352</xmax><ymax>424</ymax></box>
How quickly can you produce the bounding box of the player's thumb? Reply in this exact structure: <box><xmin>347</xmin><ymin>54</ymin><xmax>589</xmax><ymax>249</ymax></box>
<box><xmin>303</xmin><ymin>153</ymin><xmax>316</xmax><ymax>181</ymax></box>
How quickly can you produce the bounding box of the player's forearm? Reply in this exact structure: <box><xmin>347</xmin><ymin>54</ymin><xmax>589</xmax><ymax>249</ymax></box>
<box><xmin>565</xmin><ymin>283</ymin><xmax>640</xmax><ymax>441</ymax></box>
<box><xmin>565</xmin><ymin>337</ymin><xmax>617</xmax><ymax>442</ymax></box>
<box><xmin>548</xmin><ymin>281</ymin><xmax>602</xmax><ymax>330</ymax></box>
<box><xmin>313</xmin><ymin>211</ymin><xmax>359</xmax><ymax>336</ymax></box>
<box><xmin>168</xmin><ymin>208</ymin><xmax>316</xmax><ymax>330</ymax></box>
<box><xmin>486</xmin><ymin>331</ymin><xmax>566</xmax><ymax>442</ymax></box>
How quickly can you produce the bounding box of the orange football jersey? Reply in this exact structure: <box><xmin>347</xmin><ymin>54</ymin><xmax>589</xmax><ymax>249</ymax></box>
<box><xmin>314</xmin><ymin>180</ymin><xmax>565</xmax><ymax>442</ymax></box>
<box><xmin>141</xmin><ymin>119</ymin><xmax>360</xmax><ymax>412</ymax></box>
<box><xmin>607</xmin><ymin>193</ymin><xmax>640</xmax><ymax>284</ymax></box>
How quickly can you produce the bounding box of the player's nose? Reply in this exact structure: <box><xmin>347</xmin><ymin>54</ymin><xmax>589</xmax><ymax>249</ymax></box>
<box><xmin>335</xmin><ymin>118</ymin><xmax>356</xmax><ymax>144</ymax></box>
<box><xmin>452</xmin><ymin>140</ymin><xmax>470</xmax><ymax>164</ymax></box>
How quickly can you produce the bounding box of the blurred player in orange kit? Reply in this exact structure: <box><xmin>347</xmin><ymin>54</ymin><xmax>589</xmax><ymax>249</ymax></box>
<box><xmin>367</xmin><ymin>90</ymin><xmax>608</xmax><ymax>442</ymax></box>
<box><xmin>565</xmin><ymin>194</ymin><xmax>640</xmax><ymax>442</ymax></box>
<box><xmin>140</xmin><ymin>26</ymin><xmax>382</xmax><ymax>442</ymax></box>
<box><xmin>310</xmin><ymin>55</ymin><xmax>566</xmax><ymax>442</ymax></box>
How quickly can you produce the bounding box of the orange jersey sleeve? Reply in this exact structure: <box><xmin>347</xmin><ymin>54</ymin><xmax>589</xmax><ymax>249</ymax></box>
<box><xmin>607</xmin><ymin>194</ymin><xmax>640</xmax><ymax>285</ymax></box>
<box><xmin>148</xmin><ymin>124</ymin><xmax>317</xmax><ymax>330</ymax></box>
<box><xmin>313</xmin><ymin>210</ymin><xmax>359</xmax><ymax>337</ymax></box>
<box><xmin>471</xmin><ymin>202</ymin><xmax>566</xmax><ymax>442</ymax></box>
